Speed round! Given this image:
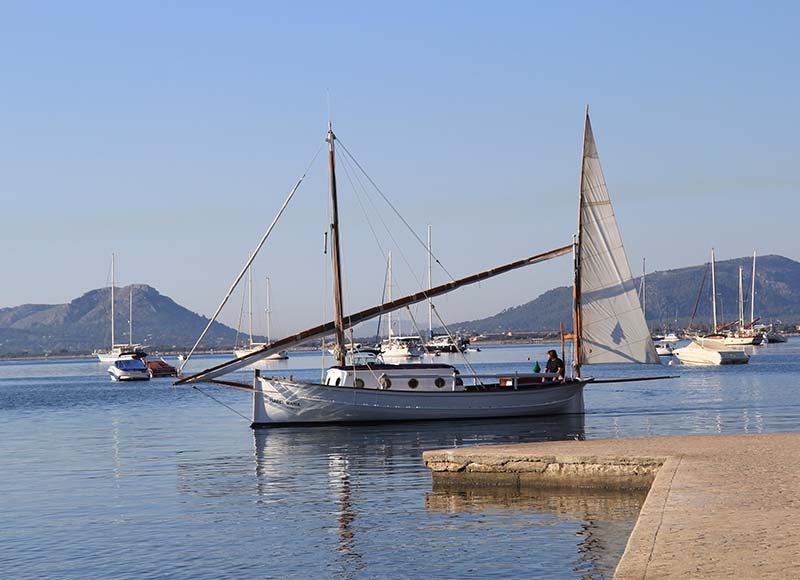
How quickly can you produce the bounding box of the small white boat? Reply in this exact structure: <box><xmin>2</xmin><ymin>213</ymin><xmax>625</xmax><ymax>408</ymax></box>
<box><xmin>108</xmin><ymin>358</ymin><xmax>151</xmax><ymax>381</ymax></box>
<box><xmin>673</xmin><ymin>341</ymin><xmax>750</xmax><ymax>366</ymax></box>
<box><xmin>654</xmin><ymin>341</ymin><xmax>674</xmax><ymax>357</ymax></box>
<box><xmin>380</xmin><ymin>336</ymin><xmax>424</xmax><ymax>359</ymax></box>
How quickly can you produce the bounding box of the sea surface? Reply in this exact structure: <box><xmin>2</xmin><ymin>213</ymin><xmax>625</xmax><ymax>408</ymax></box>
<box><xmin>2</xmin><ymin>340</ymin><xmax>800</xmax><ymax>579</ymax></box>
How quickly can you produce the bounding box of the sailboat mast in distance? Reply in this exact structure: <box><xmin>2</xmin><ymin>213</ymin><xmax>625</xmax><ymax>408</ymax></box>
<box><xmin>751</xmin><ymin>251</ymin><xmax>757</xmax><ymax>325</ymax></box>
<box><xmin>111</xmin><ymin>253</ymin><xmax>115</xmax><ymax>348</ymax></box>
<box><xmin>711</xmin><ymin>248</ymin><xmax>717</xmax><ymax>332</ymax></box>
<box><xmin>327</xmin><ymin>124</ymin><xmax>346</xmax><ymax>366</ymax></box>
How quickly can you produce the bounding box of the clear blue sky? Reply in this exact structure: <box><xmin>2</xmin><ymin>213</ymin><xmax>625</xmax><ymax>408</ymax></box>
<box><xmin>1</xmin><ymin>1</ymin><xmax>798</xmax><ymax>335</ymax></box>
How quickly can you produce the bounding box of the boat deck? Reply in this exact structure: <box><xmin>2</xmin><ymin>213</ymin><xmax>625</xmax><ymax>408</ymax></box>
<box><xmin>423</xmin><ymin>433</ymin><xmax>800</xmax><ymax>579</ymax></box>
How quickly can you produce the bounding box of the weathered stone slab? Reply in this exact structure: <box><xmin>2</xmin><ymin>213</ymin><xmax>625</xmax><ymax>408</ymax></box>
<box><xmin>423</xmin><ymin>433</ymin><xmax>800</xmax><ymax>579</ymax></box>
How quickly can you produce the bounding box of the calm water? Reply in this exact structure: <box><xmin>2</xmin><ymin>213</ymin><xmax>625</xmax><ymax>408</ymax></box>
<box><xmin>2</xmin><ymin>340</ymin><xmax>800</xmax><ymax>579</ymax></box>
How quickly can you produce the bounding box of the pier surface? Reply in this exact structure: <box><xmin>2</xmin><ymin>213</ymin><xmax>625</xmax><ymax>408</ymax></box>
<box><xmin>423</xmin><ymin>432</ymin><xmax>800</xmax><ymax>579</ymax></box>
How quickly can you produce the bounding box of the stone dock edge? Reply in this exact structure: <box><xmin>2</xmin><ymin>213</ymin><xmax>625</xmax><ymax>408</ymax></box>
<box><xmin>422</xmin><ymin>432</ymin><xmax>800</xmax><ymax>579</ymax></box>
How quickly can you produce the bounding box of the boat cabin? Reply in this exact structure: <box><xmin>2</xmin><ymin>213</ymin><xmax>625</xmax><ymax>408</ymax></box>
<box><xmin>324</xmin><ymin>363</ymin><xmax>464</xmax><ymax>391</ymax></box>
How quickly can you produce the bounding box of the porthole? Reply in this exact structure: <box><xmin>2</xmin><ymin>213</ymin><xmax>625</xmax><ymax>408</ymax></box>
<box><xmin>354</xmin><ymin>378</ymin><xmax>365</xmax><ymax>389</ymax></box>
<box><xmin>408</xmin><ymin>378</ymin><xmax>419</xmax><ymax>389</ymax></box>
<box><xmin>380</xmin><ymin>375</ymin><xmax>392</xmax><ymax>389</ymax></box>
<box><xmin>434</xmin><ymin>377</ymin><xmax>446</xmax><ymax>388</ymax></box>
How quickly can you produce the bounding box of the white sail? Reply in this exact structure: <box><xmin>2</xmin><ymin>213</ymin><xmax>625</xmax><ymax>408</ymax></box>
<box><xmin>578</xmin><ymin>114</ymin><xmax>659</xmax><ymax>364</ymax></box>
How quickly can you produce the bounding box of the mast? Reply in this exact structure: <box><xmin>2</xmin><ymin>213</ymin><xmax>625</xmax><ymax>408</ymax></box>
<box><xmin>427</xmin><ymin>225</ymin><xmax>433</xmax><ymax>341</ymax></box>
<box><xmin>750</xmin><ymin>251</ymin><xmax>756</xmax><ymax>325</ymax></box>
<box><xmin>711</xmin><ymin>248</ymin><xmax>718</xmax><ymax>332</ymax></box>
<box><xmin>327</xmin><ymin>124</ymin><xmax>347</xmax><ymax>366</ymax></box>
<box><xmin>129</xmin><ymin>287</ymin><xmax>133</xmax><ymax>346</ymax></box>
<box><xmin>387</xmin><ymin>252</ymin><xmax>393</xmax><ymax>338</ymax></box>
<box><xmin>641</xmin><ymin>257</ymin><xmax>647</xmax><ymax>323</ymax></box>
<box><xmin>247</xmin><ymin>262</ymin><xmax>254</xmax><ymax>346</ymax></box>
<box><xmin>738</xmin><ymin>266</ymin><xmax>744</xmax><ymax>330</ymax></box>
<box><xmin>111</xmin><ymin>253</ymin><xmax>115</xmax><ymax>348</ymax></box>
<box><xmin>574</xmin><ymin>108</ymin><xmax>590</xmax><ymax>378</ymax></box>
<box><xmin>266</xmin><ymin>277</ymin><xmax>272</xmax><ymax>345</ymax></box>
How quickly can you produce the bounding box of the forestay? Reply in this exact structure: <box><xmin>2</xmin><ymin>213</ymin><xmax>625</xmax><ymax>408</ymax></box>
<box><xmin>578</xmin><ymin>114</ymin><xmax>659</xmax><ymax>364</ymax></box>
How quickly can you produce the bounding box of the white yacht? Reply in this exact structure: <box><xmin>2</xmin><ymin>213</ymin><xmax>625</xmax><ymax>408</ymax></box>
<box><xmin>233</xmin><ymin>271</ymin><xmax>288</xmax><ymax>361</ymax></box>
<box><xmin>380</xmin><ymin>335</ymin><xmax>424</xmax><ymax>359</ymax></box>
<box><xmin>673</xmin><ymin>341</ymin><xmax>750</xmax><ymax>366</ymax></box>
<box><xmin>94</xmin><ymin>254</ymin><xmax>147</xmax><ymax>362</ymax></box>
<box><xmin>108</xmin><ymin>358</ymin><xmax>151</xmax><ymax>381</ymax></box>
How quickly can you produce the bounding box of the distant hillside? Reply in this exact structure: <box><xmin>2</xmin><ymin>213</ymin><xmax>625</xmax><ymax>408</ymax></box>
<box><xmin>0</xmin><ymin>285</ymin><xmax>241</xmax><ymax>357</ymax></box>
<box><xmin>451</xmin><ymin>254</ymin><xmax>800</xmax><ymax>334</ymax></box>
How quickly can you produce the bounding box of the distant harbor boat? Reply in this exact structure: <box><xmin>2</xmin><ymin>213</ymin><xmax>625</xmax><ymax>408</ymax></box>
<box><xmin>108</xmin><ymin>358</ymin><xmax>150</xmax><ymax>381</ymax></box>
<box><xmin>94</xmin><ymin>253</ymin><xmax>147</xmax><ymax>362</ymax></box>
<box><xmin>233</xmin><ymin>270</ymin><xmax>288</xmax><ymax>361</ymax></box>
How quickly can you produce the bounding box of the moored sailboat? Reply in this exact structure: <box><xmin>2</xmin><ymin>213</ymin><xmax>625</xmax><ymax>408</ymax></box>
<box><xmin>176</xmin><ymin>112</ymin><xmax>662</xmax><ymax>426</ymax></box>
<box><xmin>95</xmin><ymin>254</ymin><xmax>147</xmax><ymax>362</ymax></box>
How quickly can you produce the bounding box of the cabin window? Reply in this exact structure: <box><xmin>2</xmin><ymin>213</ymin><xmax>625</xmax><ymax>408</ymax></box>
<box><xmin>408</xmin><ymin>378</ymin><xmax>419</xmax><ymax>389</ymax></box>
<box><xmin>335</xmin><ymin>377</ymin><xmax>341</xmax><ymax>386</ymax></box>
<box><xmin>354</xmin><ymin>378</ymin><xmax>365</xmax><ymax>389</ymax></box>
<box><xmin>434</xmin><ymin>377</ymin><xmax>446</xmax><ymax>388</ymax></box>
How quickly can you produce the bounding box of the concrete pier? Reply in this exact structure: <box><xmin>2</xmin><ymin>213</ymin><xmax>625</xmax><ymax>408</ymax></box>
<box><xmin>423</xmin><ymin>432</ymin><xmax>800</xmax><ymax>579</ymax></box>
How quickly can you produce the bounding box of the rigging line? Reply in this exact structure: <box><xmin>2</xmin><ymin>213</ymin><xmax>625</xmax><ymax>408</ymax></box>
<box><xmin>339</xmin><ymin>152</ymin><xmax>389</xmax><ymax>261</ymax></box>
<box><xmin>336</xmin><ymin>138</ymin><xmax>458</xmax><ymax>283</ymax></box>
<box><xmin>234</xmin><ymin>281</ymin><xmax>247</xmax><ymax>349</ymax></box>
<box><xmin>431</xmin><ymin>303</ymin><xmax>484</xmax><ymax>386</ymax></box>
<box><xmin>192</xmin><ymin>385</ymin><xmax>251</xmax><ymax>423</ymax></box>
<box><xmin>336</xmin><ymin>150</ymin><xmax>429</xmax><ymax>306</ymax></box>
<box><xmin>404</xmin><ymin>306</ymin><xmax>432</xmax><ymax>355</ymax></box>
<box><xmin>179</xmin><ymin>141</ymin><xmax>324</xmax><ymax>373</ymax></box>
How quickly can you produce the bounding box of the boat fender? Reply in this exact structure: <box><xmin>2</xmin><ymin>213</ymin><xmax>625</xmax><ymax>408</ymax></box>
<box><xmin>379</xmin><ymin>374</ymin><xmax>391</xmax><ymax>389</ymax></box>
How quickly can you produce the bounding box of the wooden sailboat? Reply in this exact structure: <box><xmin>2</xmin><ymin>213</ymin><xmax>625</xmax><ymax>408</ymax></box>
<box><xmin>176</xmin><ymin>113</ymin><xmax>661</xmax><ymax>426</ymax></box>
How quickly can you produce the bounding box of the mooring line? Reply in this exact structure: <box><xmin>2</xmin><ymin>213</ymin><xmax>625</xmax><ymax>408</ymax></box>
<box><xmin>193</xmin><ymin>385</ymin><xmax>251</xmax><ymax>422</ymax></box>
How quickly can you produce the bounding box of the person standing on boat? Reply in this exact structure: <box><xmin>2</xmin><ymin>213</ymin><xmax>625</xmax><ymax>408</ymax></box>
<box><xmin>545</xmin><ymin>349</ymin><xmax>565</xmax><ymax>381</ymax></box>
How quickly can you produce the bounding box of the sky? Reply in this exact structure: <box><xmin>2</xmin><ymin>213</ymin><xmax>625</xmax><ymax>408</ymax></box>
<box><xmin>1</xmin><ymin>1</ymin><xmax>798</xmax><ymax>337</ymax></box>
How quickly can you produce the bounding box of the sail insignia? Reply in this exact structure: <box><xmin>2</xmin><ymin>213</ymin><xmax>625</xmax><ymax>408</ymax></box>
<box><xmin>578</xmin><ymin>114</ymin><xmax>659</xmax><ymax>364</ymax></box>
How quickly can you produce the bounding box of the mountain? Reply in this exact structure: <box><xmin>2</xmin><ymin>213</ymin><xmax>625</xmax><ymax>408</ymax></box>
<box><xmin>0</xmin><ymin>284</ymin><xmax>241</xmax><ymax>357</ymax></box>
<box><xmin>451</xmin><ymin>254</ymin><xmax>800</xmax><ymax>334</ymax></box>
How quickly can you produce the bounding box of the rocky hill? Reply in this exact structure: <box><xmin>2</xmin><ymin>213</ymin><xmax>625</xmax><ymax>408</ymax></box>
<box><xmin>451</xmin><ymin>254</ymin><xmax>800</xmax><ymax>334</ymax></box>
<box><xmin>0</xmin><ymin>285</ymin><xmax>241</xmax><ymax>357</ymax></box>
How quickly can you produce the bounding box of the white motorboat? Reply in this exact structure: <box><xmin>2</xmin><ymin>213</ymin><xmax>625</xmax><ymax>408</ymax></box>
<box><xmin>177</xmin><ymin>112</ymin><xmax>662</xmax><ymax>426</ymax></box>
<box><xmin>673</xmin><ymin>341</ymin><xmax>750</xmax><ymax>366</ymax></box>
<box><xmin>108</xmin><ymin>358</ymin><xmax>151</xmax><ymax>381</ymax></box>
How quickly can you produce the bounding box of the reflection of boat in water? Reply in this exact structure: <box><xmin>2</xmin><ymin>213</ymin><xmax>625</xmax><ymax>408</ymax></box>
<box><xmin>177</xmin><ymin>112</ymin><xmax>662</xmax><ymax>425</ymax></box>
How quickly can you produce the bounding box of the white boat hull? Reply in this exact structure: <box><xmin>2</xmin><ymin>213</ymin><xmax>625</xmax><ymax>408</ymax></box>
<box><xmin>252</xmin><ymin>377</ymin><xmax>587</xmax><ymax>426</ymax></box>
<box><xmin>233</xmin><ymin>347</ymin><xmax>288</xmax><ymax>360</ymax></box>
<box><xmin>673</xmin><ymin>342</ymin><xmax>750</xmax><ymax>366</ymax></box>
